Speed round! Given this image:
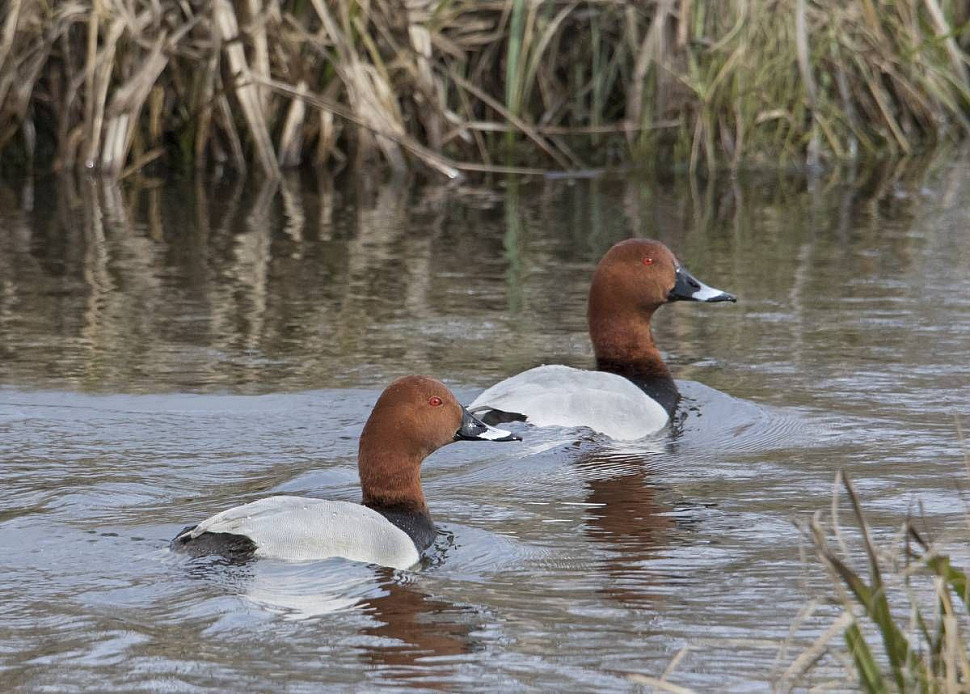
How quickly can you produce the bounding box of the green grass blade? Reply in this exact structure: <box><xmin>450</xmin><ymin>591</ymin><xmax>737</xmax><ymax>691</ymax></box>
<box><xmin>505</xmin><ymin>0</ymin><xmax>526</xmax><ymax>118</ymax></box>
<box><xmin>840</xmin><ymin>473</ymin><xmax>913</xmax><ymax>690</ymax></box>
<box><xmin>922</xmin><ymin>554</ymin><xmax>970</xmax><ymax>613</ymax></box>
<box><xmin>826</xmin><ymin>552</ymin><xmax>917</xmax><ymax>690</ymax></box>
<box><xmin>844</xmin><ymin>620</ymin><xmax>888</xmax><ymax>694</ymax></box>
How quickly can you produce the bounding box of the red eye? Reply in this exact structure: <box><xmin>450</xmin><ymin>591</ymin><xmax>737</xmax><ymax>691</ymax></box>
<box><xmin>428</xmin><ymin>396</ymin><xmax>443</xmax><ymax>407</ymax></box>
<box><xmin>642</xmin><ymin>257</ymin><xmax>654</xmax><ymax>266</ymax></box>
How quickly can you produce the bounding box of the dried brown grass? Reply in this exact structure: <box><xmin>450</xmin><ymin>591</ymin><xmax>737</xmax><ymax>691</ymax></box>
<box><xmin>1</xmin><ymin>0</ymin><xmax>969</xmax><ymax>178</ymax></box>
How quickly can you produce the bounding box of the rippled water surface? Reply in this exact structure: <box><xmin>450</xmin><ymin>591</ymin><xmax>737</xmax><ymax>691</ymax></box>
<box><xmin>1</xmin><ymin>161</ymin><xmax>969</xmax><ymax>691</ymax></box>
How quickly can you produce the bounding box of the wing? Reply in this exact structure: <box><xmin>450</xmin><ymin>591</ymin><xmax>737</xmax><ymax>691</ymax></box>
<box><xmin>469</xmin><ymin>365</ymin><xmax>668</xmax><ymax>440</ymax></box>
<box><xmin>185</xmin><ymin>496</ymin><xmax>421</xmax><ymax>568</ymax></box>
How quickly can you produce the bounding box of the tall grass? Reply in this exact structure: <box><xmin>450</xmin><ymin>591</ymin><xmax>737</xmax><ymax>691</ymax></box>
<box><xmin>781</xmin><ymin>471</ymin><xmax>970</xmax><ymax>692</ymax></box>
<box><xmin>1</xmin><ymin>1</ymin><xmax>969</xmax><ymax>178</ymax></box>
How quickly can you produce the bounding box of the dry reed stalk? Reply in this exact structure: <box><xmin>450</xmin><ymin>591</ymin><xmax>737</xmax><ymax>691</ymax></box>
<box><xmin>255</xmin><ymin>76</ymin><xmax>460</xmax><ymax>178</ymax></box>
<box><xmin>789</xmin><ymin>472</ymin><xmax>970</xmax><ymax>692</ymax></box>
<box><xmin>310</xmin><ymin>0</ymin><xmax>407</xmax><ymax>173</ymax></box>
<box><xmin>81</xmin><ymin>0</ymin><xmax>99</xmax><ymax>166</ymax></box>
<box><xmin>101</xmin><ymin>32</ymin><xmax>168</xmax><ymax>174</ymax></box>
<box><xmin>119</xmin><ymin>147</ymin><xmax>164</xmax><ymax>180</ymax></box>
<box><xmin>194</xmin><ymin>51</ymin><xmax>218</xmax><ymax>170</ymax></box>
<box><xmin>313</xmin><ymin>80</ymin><xmax>343</xmax><ymax>166</ymax></box>
<box><xmin>82</xmin><ymin>19</ymin><xmax>123</xmax><ymax>169</ymax></box>
<box><xmin>627</xmin><ymin>0</ymin><xmax>671</xmax><ymax>134</ymax></box>
<box><xmin>315</xmin><ymin>108</ymin><xmax>339</xmax><ymax>166</ymax></box>
<box><xmin>795</xmin><ymin>0</ymin><xmax>819</xmax><ymax>168</ymax></box>
<box><xmin>148</xmin><ymin>86</ymin><xmax>162</xmax><ymax>147</ymax></box>
<box><xmin>213</xmin><ymin>0</ymin><xmax>279</xmax><ymax>178</ymax></box>
<box><xmin>0</xmin><ymin>4</ymin><xmax>50</xmax><ymax>151</ymax></box>
<box><xmin>215</xmin><ymin>91</ymin><xmax>248</xmax><ymax>173</ymax></box>
<box><xmin>0</xmin><ymin>0</ymin><xmax>24</xmax><ymax>79</ymax></box>
<box><xmin>448</xmin><ymin>69</ymin><xmax>577</xmax><ymax>168</ymax></box>
<box><xmin>776</xmin><ymin>611</ymin><xmax>854</xmax><ymax>691</ymax></box>
<box><xmin>243</xmin><ymin>0</ymin><xmax>272</xmax><ymax>115</ymax></box>
<box><xmin>277</xmin><ymin>79</ymin><xmax>307</xmax><ymax>168</ymax></box>
<box><xmin>923</xmin><ymin>0</ymin><xmax>969</xmax><ymax>87</ymax></box>
<box><xmin>406</xmin><ymin>19</ymin><xmax>443</xmax><ymax>150</ymax></box>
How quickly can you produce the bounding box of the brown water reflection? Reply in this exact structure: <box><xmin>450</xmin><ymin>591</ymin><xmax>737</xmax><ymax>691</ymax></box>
<box><xmin>1</xmin><ymin>155</ymin><xmax>969</xmax><ymax>691</ymax></box>
<box><xmin>362</xmin><ymin>576</ymin><xmax>475</xmax><ymax>682</ymax></box>
<box><xmin>575</xmin><ymin>452</ymin><xmax>676</xmax><ymax>609</ymax></box>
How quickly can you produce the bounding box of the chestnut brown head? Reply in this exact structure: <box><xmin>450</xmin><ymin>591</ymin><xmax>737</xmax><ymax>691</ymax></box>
<box><xmin>358</xmin><ymin>376</ymin><xmax>517</xmax><ymax>510</ymax></box>
<box><xmin>589</xmin><ymin>239</ymin><xmax>735</xmax><ymax>313</ymax></box>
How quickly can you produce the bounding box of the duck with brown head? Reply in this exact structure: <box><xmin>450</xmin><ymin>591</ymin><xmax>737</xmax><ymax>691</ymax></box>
<box><xmin>469</xmin><ymin>239</ymin><xmax>736</xmax><ymax>440</ymax></box>
<box><xmin>171</xmin><ymin>376</ymin><xmax>519</xmax><ymax>569</ymax></box>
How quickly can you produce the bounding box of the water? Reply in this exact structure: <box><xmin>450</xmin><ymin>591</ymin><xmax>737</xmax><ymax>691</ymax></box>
<box><xmin>1</xmin><ymin>160</ymin><xmax>968</xmax><ymax>691</ymax></box>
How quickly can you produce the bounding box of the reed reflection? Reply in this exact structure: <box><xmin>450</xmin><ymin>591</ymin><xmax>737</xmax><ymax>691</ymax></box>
<box><xmin>0</xmin><ymin>157</ymin><xmax>950</xmax><ymax>394</ymax></box>
<box><xmin>0</xmin><ymin>174</ymin><xmax>464</xmax><ymax>390</ymax></box>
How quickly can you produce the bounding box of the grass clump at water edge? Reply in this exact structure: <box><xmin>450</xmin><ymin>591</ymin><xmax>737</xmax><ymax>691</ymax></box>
<box><xmin>780</xmin><ymin>470</ymin><xmax>970</xmax><ymax>692</ymax></box>
<box><xmin>1</xmin><ymin>0</ymin><xmax>970</xmax><ymax>178</ymax></box>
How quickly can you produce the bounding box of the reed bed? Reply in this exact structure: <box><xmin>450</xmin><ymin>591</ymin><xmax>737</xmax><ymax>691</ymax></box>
<box><xmin>780</xmin><ymin>471</ymin><xmax>970</xmax><ymax>692</ymax></box>
<box><xmin>1</xmin><ymin>0</ymin><xmax>969</xmax><ymax>178</ymax></box>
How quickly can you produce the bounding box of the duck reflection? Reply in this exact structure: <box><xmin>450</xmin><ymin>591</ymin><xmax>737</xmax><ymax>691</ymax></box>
<box><xmin>573</xmin><ymin>450</ymin><xmax>676</xmax><ymax>608</ymax></box>
<box><xmin>360</xmin><ymin>569</ymin><xmax>475</xmax><ymax>680</ymax></box>
<box><xmin>187</xmin><ymin>554</ymin><xmax>475</xmax><ymax>681</ymax></box>
<box><xmin>243</xmin><ymin>565</ymin><xmax>475</xmax><ymax>688</ymax></box>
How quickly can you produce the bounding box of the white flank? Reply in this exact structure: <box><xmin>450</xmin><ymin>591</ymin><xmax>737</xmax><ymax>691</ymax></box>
<box><xmin>469</xmin><ymin>365</ymin><xmax>669</xmax><ymax>440</ymax></box>
<box><xmin>187</xmin><ymin>496</ymin><xmax>421</xmax><ymax>569</ymax></box>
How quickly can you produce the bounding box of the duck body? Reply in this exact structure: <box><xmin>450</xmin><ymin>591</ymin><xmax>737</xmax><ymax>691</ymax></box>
<box><xmin>470</xmin><ymin>239</ymin><xmax>736</xmax><ymax>440</ymax></box>
<box><xmin>470</xmin><ymin>365</ymin><xmax>668</xmax><ymax>440</ymax></box>
<box><xmin>171</xmin><ymin>376</ymin><xmax>518</xmax><ymax>568</ymax></box>
<box><xmin>174</xmin><ymin>497</ymin><xmax>427</xmax><ymax>569</ymax></box>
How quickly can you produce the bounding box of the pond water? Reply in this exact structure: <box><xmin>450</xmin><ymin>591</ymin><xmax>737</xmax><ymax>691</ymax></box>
<box><xmin>0</xmin><ymin>158</ymin><xmax>968</xmax><ymax>691</ymax></box>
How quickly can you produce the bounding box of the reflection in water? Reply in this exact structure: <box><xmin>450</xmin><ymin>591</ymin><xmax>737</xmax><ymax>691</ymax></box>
<box><xmin>575</xmin><ymin>451</ymin><xmax>675</xmax><ymax>609</ymax></box>
<box><xmin>177</xmin><ymin>538</ymin><xmax>477</xmax><ymax>686</ymax></box>
<box><xmin>1</xmin><ymin>156</ymin><xmax>962</xmax><ymax>396</ymax></box>
<box><xmin>361</xmin><ymin>573</ymin><xmax>475</xmax><ymax>683</ymax></box>
<box><xmin>206</xmin><ymin>557</ymin><xmax>476</xmax><ymax>686</ymax></box>
<box><xmin>503</xmin><ymin>180</ymin><xmax>525</xmax><ymax>314</ymax></box>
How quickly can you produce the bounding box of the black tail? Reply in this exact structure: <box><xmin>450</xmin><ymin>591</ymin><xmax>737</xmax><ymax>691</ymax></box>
<box><xmin>171</xmin><ymin>525</ymin><xmax>257</xmax><ymax>561</ymax></box>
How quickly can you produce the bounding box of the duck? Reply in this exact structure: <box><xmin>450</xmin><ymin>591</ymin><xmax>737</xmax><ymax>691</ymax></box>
<box><xmin>171</xmin><ymin>376</ymin><xmax>519</xmax><ymax>569</ymax></box>
<box><xmin>469</xmin><ymin>239</ymin><xmax>736</xmax><ymax>440</ymax></box>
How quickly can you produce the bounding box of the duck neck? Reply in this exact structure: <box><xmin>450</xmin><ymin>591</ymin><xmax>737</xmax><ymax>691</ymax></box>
<box><xmin>359</xmin><ymin>454</ymin><xmax>429</xmax><ymax>514</ymax></box>
<box><xmin>589</xmin><ymin>305</ymin><xmax>680</xmax><ymax>414</ymax></box>
<box><xmin>359</xmin><ymin>448</ymin><xmax>435</xmax><ymax>550</ymax></box>
<box><xmin>589</xmin><ymin>304</ymin><xmax>670</xmax><ymax>379</ymax></box>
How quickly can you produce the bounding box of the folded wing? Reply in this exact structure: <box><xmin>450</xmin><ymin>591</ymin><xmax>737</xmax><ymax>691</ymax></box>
<box><xmin>469</xmin><ymin>365</ymin><xmax>668</xmax><ymax>440</ymax></box>
<box><xmin>180</xmin><ymin>496</ymin><xmax>421</xmax><ymax>568</ymax></box>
